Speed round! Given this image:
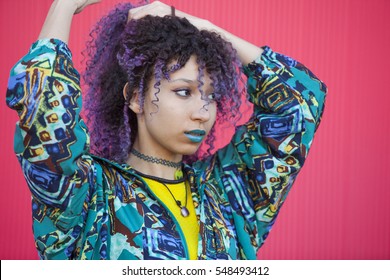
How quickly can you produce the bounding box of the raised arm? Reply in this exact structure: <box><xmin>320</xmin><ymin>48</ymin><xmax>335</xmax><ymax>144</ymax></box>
<box><xmin>6</xmin><ymin>0</ymin><xmax>106</xmax><ymax>259</ymax></box>
<box><xmin>7</xmin><ymin>0</ymin><xmax>101</xmax><ymax>183</ymax></box>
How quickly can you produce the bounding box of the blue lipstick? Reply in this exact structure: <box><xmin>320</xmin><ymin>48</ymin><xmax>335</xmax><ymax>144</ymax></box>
<box><xmin>184</xmin><ymin>130</ymin><xmax>206</xmax><ymax>143</ymax></box>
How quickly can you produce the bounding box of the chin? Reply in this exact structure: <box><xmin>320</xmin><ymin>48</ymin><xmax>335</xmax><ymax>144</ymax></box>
<box><xmin>180</xmin><ymin>146</ymin><xmax>201</xmax><ymax>156</ymax></box>
<box><xmin>182</xmin><ymin>150</ymin><xmax>199</xmax><ymax>156</ymax></box>
<box><xmin>175</xmin><ymin>141</ymin><xmax>205</xmax><ymax>158</ymax></box>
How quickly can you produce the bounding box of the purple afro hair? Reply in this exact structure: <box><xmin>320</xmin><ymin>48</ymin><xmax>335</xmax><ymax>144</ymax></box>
<box><xmin>83</xmin><ymin>2</ymin><xmax>244</xmax><ymax>164</ymax></box>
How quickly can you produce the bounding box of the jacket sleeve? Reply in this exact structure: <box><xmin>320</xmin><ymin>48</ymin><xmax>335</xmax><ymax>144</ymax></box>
<box><xmin>6</xmin><ymin>39</ymin><xmax>104</xmax><ymax>259</ymax></box>
<box><xmin>212</xmin><ymin>46</ymin><xmax>327</xmax><ymax>258</ymax></box>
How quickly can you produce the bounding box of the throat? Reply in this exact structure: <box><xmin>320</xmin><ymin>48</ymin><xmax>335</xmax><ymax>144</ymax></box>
<box><xmin>128</xmin><ymin>148</ymin><xmax>183</xmax><ymax>180</ymax></box>
<box><xmin>134</xmin><ymin>167</ymin><xmax>184</xmax><ymax>181</ymax></box>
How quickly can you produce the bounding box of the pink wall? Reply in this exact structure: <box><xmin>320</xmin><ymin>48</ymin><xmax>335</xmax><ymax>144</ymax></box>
<box><xmin>1</xmin><ymin>0</ymin><xmax>389</xmax><ymax>260</ymax></box>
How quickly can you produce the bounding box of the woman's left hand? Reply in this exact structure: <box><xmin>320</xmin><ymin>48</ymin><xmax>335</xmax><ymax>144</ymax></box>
<box><xmin>128</xmin><ymin>0</ymin><xmax>263</xmax><ymax>66</ymax></box>
<box><xmin>128</xmin><ymin>1</ymin><xmax>208</xmax><ymax>29</ymax></box>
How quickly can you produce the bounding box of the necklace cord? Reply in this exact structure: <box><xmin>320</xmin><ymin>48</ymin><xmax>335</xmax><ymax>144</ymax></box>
<box><xmin>161</xmin><ymin>181</ymin><xmax>189</xmax><ymax>217</ymax></box>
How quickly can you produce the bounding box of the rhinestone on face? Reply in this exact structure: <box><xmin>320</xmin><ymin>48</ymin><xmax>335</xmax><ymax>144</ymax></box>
<box><xmin>180</xmin><ymin>207</ymin><xmax>189</xmax><ymax>217</ymax></box>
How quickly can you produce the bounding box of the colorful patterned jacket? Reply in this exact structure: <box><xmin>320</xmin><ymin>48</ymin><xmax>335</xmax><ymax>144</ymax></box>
<box><xmin>6</xmin><ymin>39</ymin><xmax>326</xmax><ymax>260</ymax></box>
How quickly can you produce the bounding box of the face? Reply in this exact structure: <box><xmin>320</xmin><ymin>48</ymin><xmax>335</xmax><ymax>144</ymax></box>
<box><xmin>130</xmin><ymin>56</ymin><xmax>217</xmax><ymax>160</ymax></box>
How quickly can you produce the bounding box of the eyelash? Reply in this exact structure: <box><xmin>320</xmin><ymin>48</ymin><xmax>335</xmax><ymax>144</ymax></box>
<box><xmin>174</xmin><ymin>89</ymin><xmax>191</xmax><ymax>97</ymax></box>
<box><xmin>173</xmin><ymin>89</ymin><xmax>216</xmax><ymax>101</ymax></box>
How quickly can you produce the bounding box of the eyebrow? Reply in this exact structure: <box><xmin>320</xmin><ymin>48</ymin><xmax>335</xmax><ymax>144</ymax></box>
<box><xmin>168</xmin><ymin>78</ymin><xmax>196</xmax><ymax>84</ymax></box>
<box><xmin>168</xmin><ymin>78</ymin><xmax>214</xmax><ymax>92</ymax></box>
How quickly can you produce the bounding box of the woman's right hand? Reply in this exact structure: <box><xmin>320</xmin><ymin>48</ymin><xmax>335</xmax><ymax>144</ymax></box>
<box><xmin>127</xmin><ymin>0</ymin><xmax>263</xmax><ymax>66</ymax></box>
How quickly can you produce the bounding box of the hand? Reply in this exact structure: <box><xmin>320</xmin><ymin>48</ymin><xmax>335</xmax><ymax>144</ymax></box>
<box><xmin>127</xmin><ymin>1</ymin><xmax>209</xmax><ymax>30</ymax></box>
<box><xmin>128</xmin><ymin>1</ymin><xmax>175</xmax><ymax>20</ymax></box>
<box><xmin>127</xmin><ymin>0</ymin><xmax>263</xmax><ymax>65</ymax></box>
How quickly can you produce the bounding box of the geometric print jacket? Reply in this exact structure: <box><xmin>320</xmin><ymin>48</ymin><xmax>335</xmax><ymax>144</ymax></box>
<box><xmin>6</xmin><ymin>39</ymin><xmax>326</xmax><ymax>259</ymax></box>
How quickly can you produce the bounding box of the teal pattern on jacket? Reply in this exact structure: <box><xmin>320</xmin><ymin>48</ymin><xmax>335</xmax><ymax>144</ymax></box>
<box><xmin>6</xmin><ymin>39</ymin><xmax>326</xmax><ymax>260</ymax></box>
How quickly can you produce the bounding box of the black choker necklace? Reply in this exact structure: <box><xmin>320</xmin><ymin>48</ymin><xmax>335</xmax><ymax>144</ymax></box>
<box><xmin>131</xmin><ymin>149</ymin><xmax>182</xmax><ymax>169</ymax></box>
<box><xmin>161</xmin><ymin>181</ymin><xmax>189</xmax><ymax>217</ymax></box>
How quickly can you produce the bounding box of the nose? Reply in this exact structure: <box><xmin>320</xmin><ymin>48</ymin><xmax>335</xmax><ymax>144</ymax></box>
<box><xmin>190</xmin><ymin>97</ymin><xmax>211</xmax><ymax>122</ymax></box>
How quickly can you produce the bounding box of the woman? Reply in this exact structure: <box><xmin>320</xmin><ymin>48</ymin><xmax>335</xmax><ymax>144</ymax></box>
<box><xmin>6</xmin><ymin>0</ymin><xmax>326</xmax><ymax>260</ymax></box>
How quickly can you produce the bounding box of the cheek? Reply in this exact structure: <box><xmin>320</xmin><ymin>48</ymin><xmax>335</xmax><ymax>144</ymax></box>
<box><xmin>208</xmin><ymin>104</ymin><xmax>218</xmax><ymax>127</ymax></box>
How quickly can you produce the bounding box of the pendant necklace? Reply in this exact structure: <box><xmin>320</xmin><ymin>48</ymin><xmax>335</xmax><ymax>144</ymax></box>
<box><xmin>130</xmin><ymin>148</ymin><xmax>188</xmax><ymax>216</ymax></box>
<box><xmin>161</xmin><ymin>181</ymin><xmax>189</xmax><ymax>217</ymax></box>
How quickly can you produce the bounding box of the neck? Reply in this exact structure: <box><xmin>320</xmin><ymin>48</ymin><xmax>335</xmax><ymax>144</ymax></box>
<box><xmin>127</xmin><ymin>145</ymin><xmax>183</xmax><ymax>180</ymax></box>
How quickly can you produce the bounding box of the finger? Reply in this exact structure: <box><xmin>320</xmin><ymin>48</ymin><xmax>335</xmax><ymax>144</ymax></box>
<box><xmin>127</xmin><ymin>4</ymin><xmax>151</xmax><ymax>20</ymax></box>
<box><xmin>128</xmin><ymin>6</ymin><xmax>144</xmax><ymax>21</ymax></box>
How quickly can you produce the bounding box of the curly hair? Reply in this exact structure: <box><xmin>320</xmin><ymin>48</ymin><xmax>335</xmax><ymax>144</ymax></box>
<box><xmin>83</xmin><ymin>2</ymin><xmax>244</xmax><ymax>164</ymax></box>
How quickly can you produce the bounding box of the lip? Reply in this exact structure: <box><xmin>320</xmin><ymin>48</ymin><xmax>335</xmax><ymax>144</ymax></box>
<box><xmin>184</xmin><ymin>129</ymin><xmax>206</xmax><ymax>143</ymax></box>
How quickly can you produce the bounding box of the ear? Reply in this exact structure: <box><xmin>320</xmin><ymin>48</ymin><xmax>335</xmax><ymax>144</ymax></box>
<box><xmin>123</xmin><ymin>82</ymin><xmax>142</xmax><ymax>114</ymax></box>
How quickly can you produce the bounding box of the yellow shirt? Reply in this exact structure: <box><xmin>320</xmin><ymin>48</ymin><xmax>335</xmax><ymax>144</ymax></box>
<box><xmin>142</xmin><ymin>176</ymin><xmax>199</xmax><ymax>260</ymax></box>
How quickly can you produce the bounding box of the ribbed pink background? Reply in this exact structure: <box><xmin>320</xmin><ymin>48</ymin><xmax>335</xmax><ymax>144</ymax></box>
<box><xmin>1</xmin><ymin>0</ymin><xmax>389</xmax><ymax>260</ymax></box>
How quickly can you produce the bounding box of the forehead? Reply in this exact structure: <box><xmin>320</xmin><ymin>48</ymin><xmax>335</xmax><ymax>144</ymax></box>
<box><xmin>168</xmin><ymin>56</ymin><xmax>211</xmax><ymax>84</ymax></box>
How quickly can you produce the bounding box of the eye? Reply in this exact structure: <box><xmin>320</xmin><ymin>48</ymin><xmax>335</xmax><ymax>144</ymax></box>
<box><xmin>173</xmin><ymin>89</ymin><xmax>191</xmax><ymax>97</ymax></box>
<box><xmin>206</xmin><ymin>93</ymin><xmax>216</xmax><ymax>102</ymax></box>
